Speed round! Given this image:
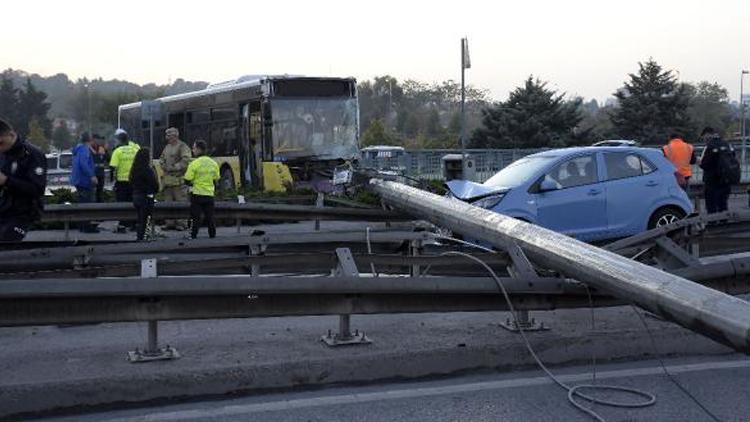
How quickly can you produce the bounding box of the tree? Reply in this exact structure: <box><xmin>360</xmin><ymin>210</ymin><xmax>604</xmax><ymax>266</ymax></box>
<box><xmin>27</xmin><ymin>118</ymin><xmax>50</xmax><ymax>152</ymax></box>
<box><xmin>470</xmin><ymin>76</ymin><xmax>582</xmax><ymax>148</ymax></box>
<box><xmin>610</xmin><ymin>59</ymin><xmax>693</xmax><ymax>144</ymax></box>
<box><xmin>0</xmin><ymin>74</ymin><xmax>18</xmax><ymax>123</ymax></box>
<box><xmin>361</xmin><ymin>119</ymin><xmax>397</xmax><ymax>147</ymax></box>
<box><xmin>17</xmin><ymin>78</ymin><xmax>52</xmax><ymax>139</ymax></box>
<box><xmin>685</xmin><ymin>81</ymin><xmax>732</xmax><ymax>138</ymax></box>
<box><xmin>51</xmin><ymin>122</ymin><xmax>74</xmax><ymax>150</ymax></box>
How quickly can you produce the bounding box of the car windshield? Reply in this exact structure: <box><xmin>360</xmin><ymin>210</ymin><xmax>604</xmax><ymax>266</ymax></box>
<box><xmin>483</xmin><ymin>156</ymin><xmax>556</xmax><ymax>187</ymax></box>
<box><xmin>59</xmin><ymin>154</ymin><xmax>73</xmax><ymax>169</ymax></box>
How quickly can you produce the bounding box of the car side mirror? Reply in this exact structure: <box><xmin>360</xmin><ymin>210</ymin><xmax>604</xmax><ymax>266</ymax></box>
<box><xmin>539</xmin><ymin>179</ymin><xmax>559</xmax><ymax>192</ymax></box>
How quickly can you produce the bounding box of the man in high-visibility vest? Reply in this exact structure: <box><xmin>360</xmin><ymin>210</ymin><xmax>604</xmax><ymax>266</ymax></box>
<box><xmin>109</xmin><ymin>128</ymin><xmax>141</xmax><ymax>202</ymax></box>
<box><xmin>184</xmin><ymin>140</ymin><xmax>220</xmax><ymax>239</ymax></box>
<box><xmin>662</xmin><ymin>133</ymin><xmax>695</xmax><ymax>191</ymax></box>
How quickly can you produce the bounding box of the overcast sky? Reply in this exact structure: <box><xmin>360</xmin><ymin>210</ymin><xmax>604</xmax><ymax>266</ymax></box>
<box><xmin>2</xmin><ymin>0</ymin><xmax>748</xmax><ymax>102</ymax></box>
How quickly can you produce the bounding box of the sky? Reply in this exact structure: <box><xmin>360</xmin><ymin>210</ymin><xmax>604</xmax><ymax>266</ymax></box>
<box><xmin>2</xmin><ymin>0</ymin><xmax>749</xmax><ymax>103</ymax></box>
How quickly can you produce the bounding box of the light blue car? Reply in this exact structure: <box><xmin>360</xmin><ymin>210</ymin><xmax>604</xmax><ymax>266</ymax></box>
<box><xmin>447</xmin><ymin>146</ymin><xmax>693</xmax><ymax>242</ymax></box>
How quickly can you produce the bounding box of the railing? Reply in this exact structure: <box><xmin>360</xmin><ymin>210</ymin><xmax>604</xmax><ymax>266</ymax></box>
<box><xmin>361</xmin><ymin>143</ymin><xmax>750</xmax><ymax>183</ymax></box>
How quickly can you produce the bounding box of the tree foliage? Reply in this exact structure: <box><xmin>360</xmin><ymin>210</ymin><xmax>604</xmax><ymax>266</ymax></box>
<box><xmin>470</xmin><ymin>77</ymin><xmax>582</xmax><ymax>148</ymax></box>
<box><xmin>0</xmin><ymin>72</ymin><xmax>52</xmax><ymax>140</ymax></box>
<box><xmin>610</xmin><ymin>59</ymin><xmax>693</xmax><ymax>143</ymax></box>
<box><xmin>27</xmin><ymin>118</ymin><xmax>50</xmax><ymax>152</ymax></box>
<box><xmin>685</xmin><ymin>81</ymin><xmax>732</xmax><ymax>137</ymax></box>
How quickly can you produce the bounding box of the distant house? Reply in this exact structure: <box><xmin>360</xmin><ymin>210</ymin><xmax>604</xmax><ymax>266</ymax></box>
<box><xmin>52</xmin><ymin>117</ymin><xmax>79</xmax><ymax>133</ymax></box>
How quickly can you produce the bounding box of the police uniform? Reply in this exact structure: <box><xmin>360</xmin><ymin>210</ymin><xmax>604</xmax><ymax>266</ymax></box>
<box><xmin>184</xmin><ymin>155</ymin><xmax>220</xmax><ymax>239</ymax></box>
<box><xmin>109</xmin><ymin>140</ymin><xmax>140</xmax><ymax>202</ymax></box>
<box><xmin>0</xmin><ymin>139</ymin><xmax>47</xmax><ymax>241</ymax></box>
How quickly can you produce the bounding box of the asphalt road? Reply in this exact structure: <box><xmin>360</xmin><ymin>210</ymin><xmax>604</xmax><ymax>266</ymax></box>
<box><xmin>47</xmin><ymin>355</ymin><xmax>750</xmax><ymax>422</ymax></box>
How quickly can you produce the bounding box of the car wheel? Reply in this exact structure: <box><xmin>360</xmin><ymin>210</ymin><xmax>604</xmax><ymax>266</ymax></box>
<box><xmin>648</xmin><ymin>207</ymin><xmax>685</xmax><ymax>230</ymax></box>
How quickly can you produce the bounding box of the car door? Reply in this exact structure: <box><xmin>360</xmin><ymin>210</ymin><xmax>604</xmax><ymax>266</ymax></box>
<box><xmin>533</xmin><ymin>153</ymin><xmax>607</xmax><ymax>241</ymax></box>
<box><xmin>602</xmin><ymin>151</ymin><xmax>662</xmax><ymax>237</ymax></box>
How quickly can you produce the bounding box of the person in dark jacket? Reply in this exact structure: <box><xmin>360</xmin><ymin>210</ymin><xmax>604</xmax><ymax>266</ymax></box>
<box><xmin>698</xmin><ymin>127</ymin><xmax>733</xmax><ymax>213</ymax></box>
<box><xmin>91</xmin><ymin>134</ymin><xmax>109</xmax><ymax>203</ymax></box>
<box><xmin>129</xmin><ymin>148</ymin><xmax>159</xmax><ymax>241</ymax></box>
<box><xmin>0</xmin><ymin>117</ymin><xmax>47</xmax><ymax>241</ymax></box>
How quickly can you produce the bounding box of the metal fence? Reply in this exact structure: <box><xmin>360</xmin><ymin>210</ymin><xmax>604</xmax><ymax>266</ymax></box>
<box><xmin>361</xmin><ymin>143</ymin><xmax>750</xmax><ymax>184</ymax></box>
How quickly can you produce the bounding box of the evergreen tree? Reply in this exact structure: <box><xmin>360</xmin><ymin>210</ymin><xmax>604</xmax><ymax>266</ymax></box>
<box><xmin>52</xmin><ymin>122</ymin><xmax>74</xmax><ymax>150</ymax></box>
<box><xmin>610</xmin><ymin>59</ymin><xmax>693</xmax><ymax>144</ymax></box>
<box><xmin>361</xmin><ymin>119</ymin><xmax>397</xmax><ymax>147</ymax></box>
<box><xmin>0</xmin><ymin>74</ymin><xmax>18</xmax><ymax>123</ymax></box>
<box><xmin>470</xmin><ymin>77</ymin><xmax>581</xmax><ymax>148</ymax></box>
<box><xmin>27</xmin><ymin>118</ymin><xmax>50</xmax><ymax>152</ymax></box>
<box><xmin>17</xmin><ymin>78</ymin><xmax>52</xmax><ymax>139</ymax></box>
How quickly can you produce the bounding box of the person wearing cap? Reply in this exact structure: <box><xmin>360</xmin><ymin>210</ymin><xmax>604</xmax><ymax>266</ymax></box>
<box><xmin>109</xmin><ymin>128</ymin><xmax>140</xmax><ymax>203</ymax></box>
<box><xmin>0</xmin><ymin>117</ymin><xmax>47</xmax><ymax>241</ymax></box>
<box><xmin>159</xmin><ymin>127</ymin><xmax>191</xmax><ymax>230</ymax></box>
<box><xmin>91</xmin><ymin>134</ymin><xmax>110</xmax><ymax>202</ymax></box>
<box><xmin>184</xmin><ymin>140</ymin><xmax>220</xmax><ymax>239</ymax></box>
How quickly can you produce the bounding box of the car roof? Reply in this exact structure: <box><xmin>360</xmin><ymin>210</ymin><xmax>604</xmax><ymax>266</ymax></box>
<box><xmin>527</xmin><ymin>146</ymin><xmax>659</xmax><ymax>159</ymax></box>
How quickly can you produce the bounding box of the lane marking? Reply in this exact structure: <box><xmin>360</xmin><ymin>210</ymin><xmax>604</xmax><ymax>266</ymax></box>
<box><xmin>109</xmin><ymin>358</ymin><xmax>750</xmax><ymax>421</ymax></box>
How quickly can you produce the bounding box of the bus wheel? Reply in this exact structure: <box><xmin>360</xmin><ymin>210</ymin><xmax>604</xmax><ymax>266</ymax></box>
<box><xmin>220</xmin><ymin>167</ymin><xmax>235</xmax><ymax>193</ymax></box>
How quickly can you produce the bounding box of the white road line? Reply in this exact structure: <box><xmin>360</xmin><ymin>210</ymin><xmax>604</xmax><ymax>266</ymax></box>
<box><xmin>111</xmin><ymin>358</ymin><xmax>750</xmax><ymax>421</ymax></box>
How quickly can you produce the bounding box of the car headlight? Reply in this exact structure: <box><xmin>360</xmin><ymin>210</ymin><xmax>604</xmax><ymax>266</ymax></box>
<box><xmin>471</xmin><ymin>194</ymin><xmax>505</xmax><ymax>209</ymax></box>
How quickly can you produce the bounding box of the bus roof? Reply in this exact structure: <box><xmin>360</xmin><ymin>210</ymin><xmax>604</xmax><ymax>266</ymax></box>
<box><xmin>118</xmin><ymin>75</ymin><xmax>355</xmax><ymax>111</ymax></box>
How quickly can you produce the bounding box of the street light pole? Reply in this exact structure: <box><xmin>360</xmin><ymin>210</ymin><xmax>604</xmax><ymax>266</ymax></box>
<box><xmin>741</xmin><ymin>70</ymin><xmax>748</xmax><ymax>165</ymax></box>
<box><xmin>460</xmin><ymin>37</ymin><xmax>470</xmax><ymax>179</ymax></box>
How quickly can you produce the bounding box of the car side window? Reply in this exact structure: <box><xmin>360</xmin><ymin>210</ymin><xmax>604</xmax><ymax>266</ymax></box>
<box><xmin>544</xmin><ymin>155</ymin><xmax>598</xmax><ymax>189</ymax></box>
<box><xmin>604</xmin><ymin>152</ymin><xmax>654</xmax><ymax>181</ymax></box>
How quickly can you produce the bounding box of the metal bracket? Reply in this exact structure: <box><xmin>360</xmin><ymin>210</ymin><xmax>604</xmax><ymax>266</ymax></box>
<box><xmin>321</xmin><ymin>248</ymin><xmax>372</xmax><ymax>346</ymax></box>
<box><xmin>499</xmin><ymin>242</ymin><xmax>550</xmax><ymax>332</ymax></box>
<box><xmin>127</xmin><ymin>259</ymin><xmax>180</xmax><ymax>363</ymax></box>
<box><xmin>654</xmin><ymin>236</ymin><xmax>701</xmax><ymax>270</ymax></box>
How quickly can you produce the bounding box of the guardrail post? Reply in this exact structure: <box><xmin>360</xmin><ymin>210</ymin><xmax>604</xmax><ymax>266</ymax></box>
<box><xmin>321</xmin><ymin>248</ymin><xmax>372</xmax><ymax>346</ymax></box>
<box><xmin>314</xmin><ymin>193</ymin><xmax>324</xmax><ymax>231</ymax></box>
<box><xmin>498</xmin><ymin>242</ymin><xmax>549</xmax><ymax>332</ymax></box>
<box><xmin>127</xmin><ymin>259</ymin><xmax>180</xmax><ymax>363</ymax></box>
<box><xmin>410</xmin><ymin>239</ymin><xmax>423</xmax><ymax>277</ymax></box>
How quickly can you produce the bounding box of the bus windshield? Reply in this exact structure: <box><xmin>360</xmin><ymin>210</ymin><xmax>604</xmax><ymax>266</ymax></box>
<box><xmin>270</xmin><ymin>98</ymin><xmax>358</xmax><ymax>160</ymax></box>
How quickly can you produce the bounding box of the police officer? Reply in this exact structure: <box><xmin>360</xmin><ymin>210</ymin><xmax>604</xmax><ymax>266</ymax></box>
<box><xmin>0</xmin><ymin>117</ymin><xmax>47</xmax><ymax>241</ymax></box>
<box><xmin>184</xmin><ymin>140</ymin><xmax>220</xmax><ymax>239</ymax></box>
<box><xmin>109</xmin><ymin>128</ymin><xmax>140</xmax><ymax>202</ymax></box>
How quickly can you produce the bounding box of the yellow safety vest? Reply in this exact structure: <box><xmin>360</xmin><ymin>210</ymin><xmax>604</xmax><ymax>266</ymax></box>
<box><xmin>109</xmin><ymin>141</ymin><xmax>141</xmax><ymax>182</ymax></box>
<box><xmin>184</xmin><ymin>155</ymin><xmax>220</xmax><ymax>197</ymax></box>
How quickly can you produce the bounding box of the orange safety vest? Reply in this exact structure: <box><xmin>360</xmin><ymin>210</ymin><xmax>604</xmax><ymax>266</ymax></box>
<box><xmin>662</xmin><ymin>139</ymin><xmax>694</xmax><ymax>178</ymax></box>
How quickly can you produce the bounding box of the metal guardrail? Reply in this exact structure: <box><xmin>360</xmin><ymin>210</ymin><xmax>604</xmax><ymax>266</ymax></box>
<box><xmin>39</xmin><ymin>201</ymin><xmax>407</xmax><ymax>224</ymax></box>
<box><xmin>370</xmin><ymin>179</ymin><xmax>750</xmax><ymax>353</ymax></box>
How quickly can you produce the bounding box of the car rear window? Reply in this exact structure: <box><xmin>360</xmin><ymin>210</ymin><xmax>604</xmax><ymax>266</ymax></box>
<box><xmin>603</xmin><ymin>152</ymin><xmax>655</xmax><ymax>181</ymax></box>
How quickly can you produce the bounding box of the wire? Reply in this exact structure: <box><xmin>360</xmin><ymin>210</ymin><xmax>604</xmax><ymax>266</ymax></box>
<box><xmin>631</xmin><ymin>307</ymin><xmax>723</xmax><ymax>422</ymax></box>
<box><xmin>427</xmin><ymin>249</ymin><xmax>656</xmax><ymax>422</ymax></box>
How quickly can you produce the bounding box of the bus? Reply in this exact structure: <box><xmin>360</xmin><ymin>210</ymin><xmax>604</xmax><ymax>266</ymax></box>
<box><xmin>118</xmin><ymin>75</ymin><xmax>360</xmax><ymax>192</ymax></box>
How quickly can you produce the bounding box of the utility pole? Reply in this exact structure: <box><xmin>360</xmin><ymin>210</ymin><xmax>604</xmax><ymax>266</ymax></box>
<box><xmin>460</xmin><ymin>37</ymin><xmax>470</xmax><ymax>178</ymax></box>
<box><xmin>741</xmin><ymin>70</ymin><xmax>748</xmax><ymax>165</ymax></box>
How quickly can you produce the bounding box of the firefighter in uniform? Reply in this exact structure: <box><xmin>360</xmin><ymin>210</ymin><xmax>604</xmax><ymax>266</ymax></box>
<box><xmin>0</xmin><ymin>118</ymin><xmax>47</xmax><ymax>241</ymax></box>
<box><xmin>159</xmin><ymin>127</ymin><xmax>191</xmax><ymax>230</ymax></box>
